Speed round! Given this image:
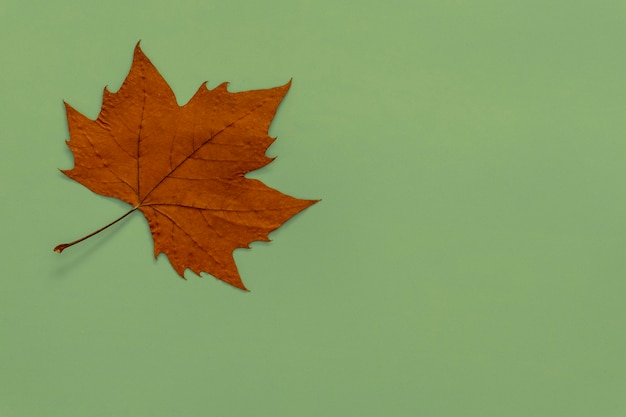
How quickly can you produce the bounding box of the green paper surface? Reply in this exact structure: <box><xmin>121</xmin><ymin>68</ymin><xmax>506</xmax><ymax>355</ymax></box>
<box><xmin>1</xmin><ymin>1</ymin><xmax>626</xmax><ymax>416</ymax></box>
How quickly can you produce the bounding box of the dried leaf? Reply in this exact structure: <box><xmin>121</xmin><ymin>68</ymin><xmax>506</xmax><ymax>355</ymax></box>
<box><xmin>55</xmin><ymin>43</ymin><xmax>317</xmax><ymax>290</ymax></box>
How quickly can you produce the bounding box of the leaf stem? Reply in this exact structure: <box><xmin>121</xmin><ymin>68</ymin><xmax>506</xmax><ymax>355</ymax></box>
<box><xmin>54</xmin><ymin>207</ymin><xmax>138</xmax><ymax>253</ymax></box>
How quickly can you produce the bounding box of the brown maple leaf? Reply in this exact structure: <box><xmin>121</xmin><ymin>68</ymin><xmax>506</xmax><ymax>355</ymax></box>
<box><xmin>54</xmin><ymin>43</ymin><xmax>317</xmax><ymax>290</ymax></box>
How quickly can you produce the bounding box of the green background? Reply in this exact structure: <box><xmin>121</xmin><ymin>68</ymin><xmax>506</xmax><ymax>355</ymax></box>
<box><xmin>1</xmin><ymin>0</ymin><xmax>626</xmax><ymax>416</ymax></box>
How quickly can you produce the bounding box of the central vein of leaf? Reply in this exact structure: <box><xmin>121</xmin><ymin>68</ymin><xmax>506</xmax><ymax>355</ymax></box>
<box><xmin>136</xmin><ymin>92</ymin><xmax>147</xmax><ymax>201</ymax></box>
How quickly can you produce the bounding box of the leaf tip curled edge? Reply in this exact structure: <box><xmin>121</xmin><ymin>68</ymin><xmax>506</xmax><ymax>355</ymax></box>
<box><xmin>132</xmin><ymin>40</ymin><xmax>151</xmax><ymax>67</ymax></box>
<box><xmin>58</xmin><ymin>168</ymin><xmax>71</xmax><ymax>179</ymax></box>
<box><xmin>280</xmin><ymin>79</ymin><xmax>292</xmax><ymax>95</ymax></box>
<box><xmin>180</xmin><ymin>270</ymin><xmax>250</xmax><ymax>292</ymax></box>
<box><xmin>216</xmin><ymin>81</ymin><xmax>230</xmax><ymax>92</ymax></box>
